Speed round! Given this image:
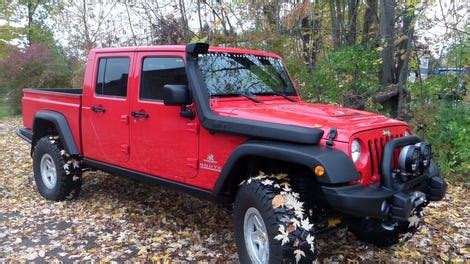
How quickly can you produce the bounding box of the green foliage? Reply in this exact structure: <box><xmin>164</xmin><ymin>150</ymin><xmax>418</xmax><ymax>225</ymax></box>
<box><xmin>408</xmin><ymin>74</ymin><xmax>460</xmax><ymax>101</ymax></box>
<box><xmin>190</xmin><ymin>36</ymin><xmax>208</xmax><ymax>43</ymax></box>
<box><xmin>412</xmin><ymin>102</ymin><xmax>470</xmax><ymax>184</ymax></box>
<box><xmin>288</xmin><ymin>45</ymin><xmax>382</xmax><ymax>110</ymax></box>
<box><xmin>0</xmin><ymin>25</ymin><xmax>20</xmax><ymax>58</ymax></box>
<box><xmin>409</xmin><ymin>76</ymin><xmax>470</xmax><ymax>184</ymax></box>
<box><xmin>0</xmin><ymin>43</ymin><xmax>76</xmax><ymax>114</ymax></box>
<box><xmin>25</xmin><ymin>22</ymin><xmax>56</xmax><ymax>46</ymax></box>
<box><xmin>444</xmin><ymin>36</ymin><xmax>469</xmax><ymax>68</ymax></box>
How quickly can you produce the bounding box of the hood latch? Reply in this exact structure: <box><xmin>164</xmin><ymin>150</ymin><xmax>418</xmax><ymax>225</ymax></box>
<box><xmin>326</xmin><ymin>127</ymin><xmax>337</xmax><ymax>147</ymax></box>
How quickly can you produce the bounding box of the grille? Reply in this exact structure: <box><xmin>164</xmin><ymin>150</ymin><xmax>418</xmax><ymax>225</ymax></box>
<box><xmin>367</xmin><ymin>133</ymin><xmax>403</xmax><ymax>180</ymax></box>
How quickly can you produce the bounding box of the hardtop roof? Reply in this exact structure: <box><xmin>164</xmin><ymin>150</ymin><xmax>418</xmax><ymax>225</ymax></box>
<box><xmin>90</xmin><ymin>45</ymin><xmax>281</xmax><ymax>58</ymax></box>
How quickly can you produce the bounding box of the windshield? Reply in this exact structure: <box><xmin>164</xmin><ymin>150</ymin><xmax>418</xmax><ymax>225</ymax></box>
<box><xmin>197</xmin><ymin>53</ymin><xmax>296</xmax><ymax>97</ymax></box>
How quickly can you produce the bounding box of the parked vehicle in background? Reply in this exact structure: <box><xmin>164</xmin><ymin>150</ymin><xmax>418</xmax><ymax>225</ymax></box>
<box><xmin>18</xmin><ymin>43</ymin><xmax>446</xmax><ymax>263</ymax></box>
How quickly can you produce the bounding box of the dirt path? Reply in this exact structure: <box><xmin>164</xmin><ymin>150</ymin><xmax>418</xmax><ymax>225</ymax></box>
<box><xmin>0</xmin><ymin>117</ymin><xmax>468</xmax><ymax>262</ymax></box>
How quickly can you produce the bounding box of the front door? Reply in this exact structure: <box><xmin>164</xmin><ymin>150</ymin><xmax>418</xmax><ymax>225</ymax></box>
<box><xmin>82</xmin><ymin>53</ymin><xmax>133</xmax><ymax>165</ymax></box>
<box><xmin>130</xmin><ymin>52</ymin><xmax>199</xmax><ymax>180</ymax></box>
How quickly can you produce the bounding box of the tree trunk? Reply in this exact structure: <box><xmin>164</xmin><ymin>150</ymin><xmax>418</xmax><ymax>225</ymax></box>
<box><xmin>396</xmin><ymin>13</ymin><xmax>413</xmax><ymax>81</ymax></box>
<box><xmin>335</xmin><ymin>0</ymin><xmax>345</xmax><ymax>46</ymax></box>
<box><xmin>329</xmin><ymin>0</ymin><xmax>341</xmax><ymax>49</ymax></box>
<box><xmin>300</xmin><ymin>2</ymin><xmax>322</xmax><ymax>70</ymax></box>
<box><xmin>379</xmin><ymin>0</ymin><xmax>396</xmax><ymax>86</ymax></box>
<box><xmin>26</xmin><ymin>0</ymin><xmax>39</xmax><ymax>45</ymax></box>
<box><xmin>396</xmin><ymin>9</ymin><xmax>414</xmax><ymax>120</ymax></box>
<box><xmin>362</xmin><ymin>0</ymin><xmax>378</xmax><ymax>45</ymax></box>
<box><xmin>178</xmin><ymin>0</ymin><xmax>189</xmax><ymax>42</ymax></box>
<box><xmin>125</xmin><ymin>3</ymin><xmax>137</xmax><ymax>46</ymax></box>
<box><xmin>346</xmin><ymin>0</ymin><xmax>359</xmax><ymax>45</ymax></box>
<box><xmin>81</xmin><ymin>0</ymin><xmax>93</xmax><ymax>51</ymax></box>
<box><xmin>197</xmin><ymin>0</ymin><xmax>203</xmax><ymax>35</ymax></box>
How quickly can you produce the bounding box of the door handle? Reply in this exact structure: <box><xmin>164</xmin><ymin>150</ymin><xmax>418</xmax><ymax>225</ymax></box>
<box><xmin>131</xmin><ymin>111</ymin><xmax>149</xmax><ymax>119</ymax></box>
<box><xmin>91</xmin><ymin>105</ymin><xmax>106</xmax><ymax>113</ymax></box>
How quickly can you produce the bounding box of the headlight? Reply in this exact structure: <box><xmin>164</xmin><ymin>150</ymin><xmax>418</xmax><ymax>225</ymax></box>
<box><xmin>351</xmin><ymin>139</ymin><xmax>361</xmax><ymax>163</ymax></box>
<box><xmin>398</xmin><ymin>145</ymin><xmax>421</xmax><ymax>173</ymax></box>
<box><xmin>415</xmin><ymin>142</ymin><xmax>432</xmax><ymax>169</ymax></box>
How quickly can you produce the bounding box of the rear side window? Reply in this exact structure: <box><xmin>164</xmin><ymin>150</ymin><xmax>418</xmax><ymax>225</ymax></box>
<box><xmin>140</xmin><ymin>57</ymin><xmax>187</xmax><ymax>101</ymax></box>
<box><xmin>96</xmin><ymin>57</ymin><xmax>130</xmax><ymax>97</ymax></box>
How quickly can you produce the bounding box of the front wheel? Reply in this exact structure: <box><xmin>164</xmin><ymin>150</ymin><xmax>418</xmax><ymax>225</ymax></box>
<box><xmin>234</xmin><ymin>174</ymin><xmax>317</xmax><ymax>263</ymax></box>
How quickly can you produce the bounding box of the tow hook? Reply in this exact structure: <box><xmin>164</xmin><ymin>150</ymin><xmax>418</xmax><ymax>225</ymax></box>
<box><xmin>382</xmin><ymin>191</ymin><xmax>426</xmax><ymax>231</ymax></box>
<box><xmin>381</xmin><ymin>221</ymin><xmax>397</xmax><ymax>231</ymax></box>
<box><xmin>410</xmin><ymin>191</ymin><xmax>426</xmax><ymax>208</ymax></box>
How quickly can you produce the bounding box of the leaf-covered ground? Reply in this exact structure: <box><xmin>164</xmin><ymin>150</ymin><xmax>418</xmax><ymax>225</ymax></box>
<box><xmin>0</xmin><ymin>117</ymin><xmax>468</xmax><ymax>262</ymax></box>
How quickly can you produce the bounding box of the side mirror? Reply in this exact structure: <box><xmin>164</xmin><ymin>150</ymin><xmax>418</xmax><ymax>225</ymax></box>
<box><xmin>163</xmin><ymin>84</ymin><xmax>191</xmax><ymax>106</ymax></box>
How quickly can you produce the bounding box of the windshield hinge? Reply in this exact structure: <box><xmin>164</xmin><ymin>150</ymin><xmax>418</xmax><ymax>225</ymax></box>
<box><xmin>326</xmin><ymin>128</ymin><xmax>337</xmax><ymax>147</ymax></box>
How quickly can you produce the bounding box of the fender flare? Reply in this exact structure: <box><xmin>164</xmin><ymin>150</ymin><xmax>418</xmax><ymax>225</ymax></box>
<box><xmin>212</xmin><ymin>140</ymin><xmax>360</xmax><ymax>195</ymax></box>
<box><xmin>32</xmin><ymin>110</ymin><xmax>80</xmax><ymax>155</ymax></box>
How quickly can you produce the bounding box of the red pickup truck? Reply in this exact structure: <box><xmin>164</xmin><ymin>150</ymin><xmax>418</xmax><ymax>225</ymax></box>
<box><xmin>18</xmin><ymin>43</ymin><xmax>446</xmax><ymax>263</ymax></box>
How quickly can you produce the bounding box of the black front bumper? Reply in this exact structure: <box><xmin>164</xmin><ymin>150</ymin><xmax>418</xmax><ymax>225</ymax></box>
<box><xmin>322</xmin><ymin>136</ymin><xmax>447</xmax><ymax>222</ymax></box>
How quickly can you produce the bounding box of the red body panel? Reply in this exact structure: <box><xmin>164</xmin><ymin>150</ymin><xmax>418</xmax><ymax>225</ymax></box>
<box><xmin>211</xmin><ymin>97</ymin><xmax>407</xmax><ymax>142</ymax></box>
<box><xmin>126</xmin><ymin>51</ymin><xmax>199</xmax><ymax>182</ymax></box>
<box><xmin>21</xmin><ymin>45</ymin><xmax>412</xmax><ymax>190</ymax></box>
<box><xmin>81</xmin><ymin>51</ymin><xmax>134</xmax><ymax>167</ymax></box>
<box><xmin>22</xmin><ymin>89</ymin><xmax>83</xmax><ymax>152</ymax></box>
<box><xmin>349</xmin><ymin>127</ymin><xmax>408</xmax><ymax>185</ymax></box>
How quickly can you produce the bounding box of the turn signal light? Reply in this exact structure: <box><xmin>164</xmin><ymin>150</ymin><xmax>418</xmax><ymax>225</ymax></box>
<box><xmin>314</xmin><ymin>166</ymin><xmax>325</xmax><ymax>176</ymax></box>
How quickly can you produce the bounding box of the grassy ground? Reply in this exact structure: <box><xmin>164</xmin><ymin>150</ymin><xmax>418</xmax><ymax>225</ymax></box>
<box><xmin>0</xmin><ymin>98</ymin><xmax>9</xmax><ymax>118</ymax></box>
<box><xmin>0</xmin><ymin>117</ymin><xmax>468</xmax><ymax>262</ymax></box>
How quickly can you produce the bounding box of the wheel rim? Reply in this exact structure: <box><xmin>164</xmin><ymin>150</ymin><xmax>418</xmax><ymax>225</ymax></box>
<box><xmin>244</xmin><ymin>207</ymin><xmax>269</xmax><ymax>263</ymax></box>
<box><xmin>40</xmin><ymin>153</ymin><xmax>57</xmax><ymax>189</ymax></box>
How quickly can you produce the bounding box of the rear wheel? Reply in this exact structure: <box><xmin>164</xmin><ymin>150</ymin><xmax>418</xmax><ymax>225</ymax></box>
<box><xmin>234</xmin><ymin>174</ymin><xmax>317</xmax><ymax>263</ymax></box>
<box><xmin>33</xmin><ymin>136</ymin><xmax>82</xmax><ymax>201</ymax></box>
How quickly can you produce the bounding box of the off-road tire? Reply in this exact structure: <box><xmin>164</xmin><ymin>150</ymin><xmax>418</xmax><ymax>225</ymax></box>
<box><xmin>33</xmin><ymin>136</ymin><xmax>82</xmax><ymax>201</ymax></box>
<box><xmin>234</xmin><ymin>175</ymin><xmax>317</xmax><ymax>263</ymax></box>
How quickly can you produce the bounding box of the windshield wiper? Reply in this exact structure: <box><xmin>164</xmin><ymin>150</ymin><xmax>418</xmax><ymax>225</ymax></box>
<box><xmin>254</xmin><ymin>92</ymin><xmax>296</xmax><ymax>102</ymax></box>
<box><xmin>212</xmin><ymin>93</ymin><xmax>262</xmax><ymax>103</ymax></box>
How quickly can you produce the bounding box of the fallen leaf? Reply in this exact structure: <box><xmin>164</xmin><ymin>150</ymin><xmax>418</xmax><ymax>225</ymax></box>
<box><xmin>272</xmin><ymin>194</ymin><xmax>284</xmax><ymax>208</ymax></box>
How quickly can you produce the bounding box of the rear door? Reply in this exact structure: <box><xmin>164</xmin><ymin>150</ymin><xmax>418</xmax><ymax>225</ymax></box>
<box><xmin>129</xmin><ymin>52</ymin><xmax>199</xmax><ymax>181</ymax></box>
<box><xmin>82</xmin><ymin>53</ymin><xmax>134</xmax><ymax>165</ymax></box>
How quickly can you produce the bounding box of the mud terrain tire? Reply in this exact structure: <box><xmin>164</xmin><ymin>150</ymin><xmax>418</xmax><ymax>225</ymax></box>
<box><xmin>33</xmin><ymin>136</ymin><xmax>82</xmax><ymax>201</ymax></box>
<box><xmin>234</xmin><ymin>175</ymin><xmax>317</xmax><ymax>263</ymax></box>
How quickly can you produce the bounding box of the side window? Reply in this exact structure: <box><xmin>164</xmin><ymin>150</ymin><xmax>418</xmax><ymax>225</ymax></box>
<box><xmin>95</xmin><ymin>57</ymin><xmax>130</xmax><ymax>97</ymax></box>
<box><xmin>140</xmin><ymin>57</ymin><xmax>187</xmax><ymax>101</ymax></box>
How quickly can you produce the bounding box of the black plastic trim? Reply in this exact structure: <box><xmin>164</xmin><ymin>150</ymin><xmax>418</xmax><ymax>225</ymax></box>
<box><xmin>24</xmin><ymin>88</ymin><xmax>82</xmax><ymax>96</ymax></box>
<box><xmin>83</xmin><ymin>158</ymin><xmax>218</xmax><ymax>201</ymax></box>
<box><xmin>381</xmin><ymin>135</ymin><xmax>421</xmax><ymax>189</ymax></box>
<box><xmin>185</xmin><ymin>44</ymin><xmax>324</xmax><ymax>144</ymax></box>
<box><xmin>212</xmin><ymin>140</ymin><xmax>360</xmax><ymax>195</ymax></box>
<box><xmin>17</xmin><ymin>128</ymin><xmax>33</xmax><ymax>143</ymax></box>
<box><xmin>323</xmin><ymin>158</ymin><xmax>445</xmax><ymax>219</ymax></box>
<box><xmin>33</xmin><ymin>110</ymin><xmax>80</xmax><ymax>155</ymax></box>
<box><xmin>322</xmin><ymin>183</ymin><xmax>395</xmax><ymax>218</ymax></box>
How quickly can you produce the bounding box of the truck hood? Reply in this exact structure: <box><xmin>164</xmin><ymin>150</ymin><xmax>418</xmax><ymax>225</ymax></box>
<box><xmin>212</xmin><ymin>100</ymin><xmax>408</xmax><ymax>142</ymax></box>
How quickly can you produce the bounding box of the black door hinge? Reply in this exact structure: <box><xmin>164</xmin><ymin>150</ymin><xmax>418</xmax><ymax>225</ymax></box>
<box><xmin>326</xmin><ymin>127</ymin><xmax>337</xmax><ymax>147</ymax></box>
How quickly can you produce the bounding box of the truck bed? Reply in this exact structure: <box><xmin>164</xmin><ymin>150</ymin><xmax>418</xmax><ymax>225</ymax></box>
<box><xmin>21</xmin><ymin>88</ymin><xmax>83</xmax><ymax>152</ymax></box>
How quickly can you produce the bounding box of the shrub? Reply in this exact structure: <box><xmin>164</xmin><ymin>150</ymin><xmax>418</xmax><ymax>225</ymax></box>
<box><xmin>0</xmin><ymin>43</ymin><xmax>74</xmax><ymax>114</ymax></box>
<box><xmin>409</xmin><ymin>76</ymin><xmax>470</xmax><ymax>184</ymax></box>
<box><xmin>288</xmin><ymin>45</ymin><xmax>382</xmax><ymax>110</ymax></box>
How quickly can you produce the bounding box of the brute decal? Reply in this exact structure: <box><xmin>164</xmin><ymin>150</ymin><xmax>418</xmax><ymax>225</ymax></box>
<box><xmin>200</xmin><ymin>153</ymin><xmax>222</xmax><ymax>172</ymax></box>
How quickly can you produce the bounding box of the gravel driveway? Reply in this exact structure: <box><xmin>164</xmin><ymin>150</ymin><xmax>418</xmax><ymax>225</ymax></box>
<box><xmin>0</xmin><ymin>117</ymin><xmax>468</xmax><ymax>262</ymax></box>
